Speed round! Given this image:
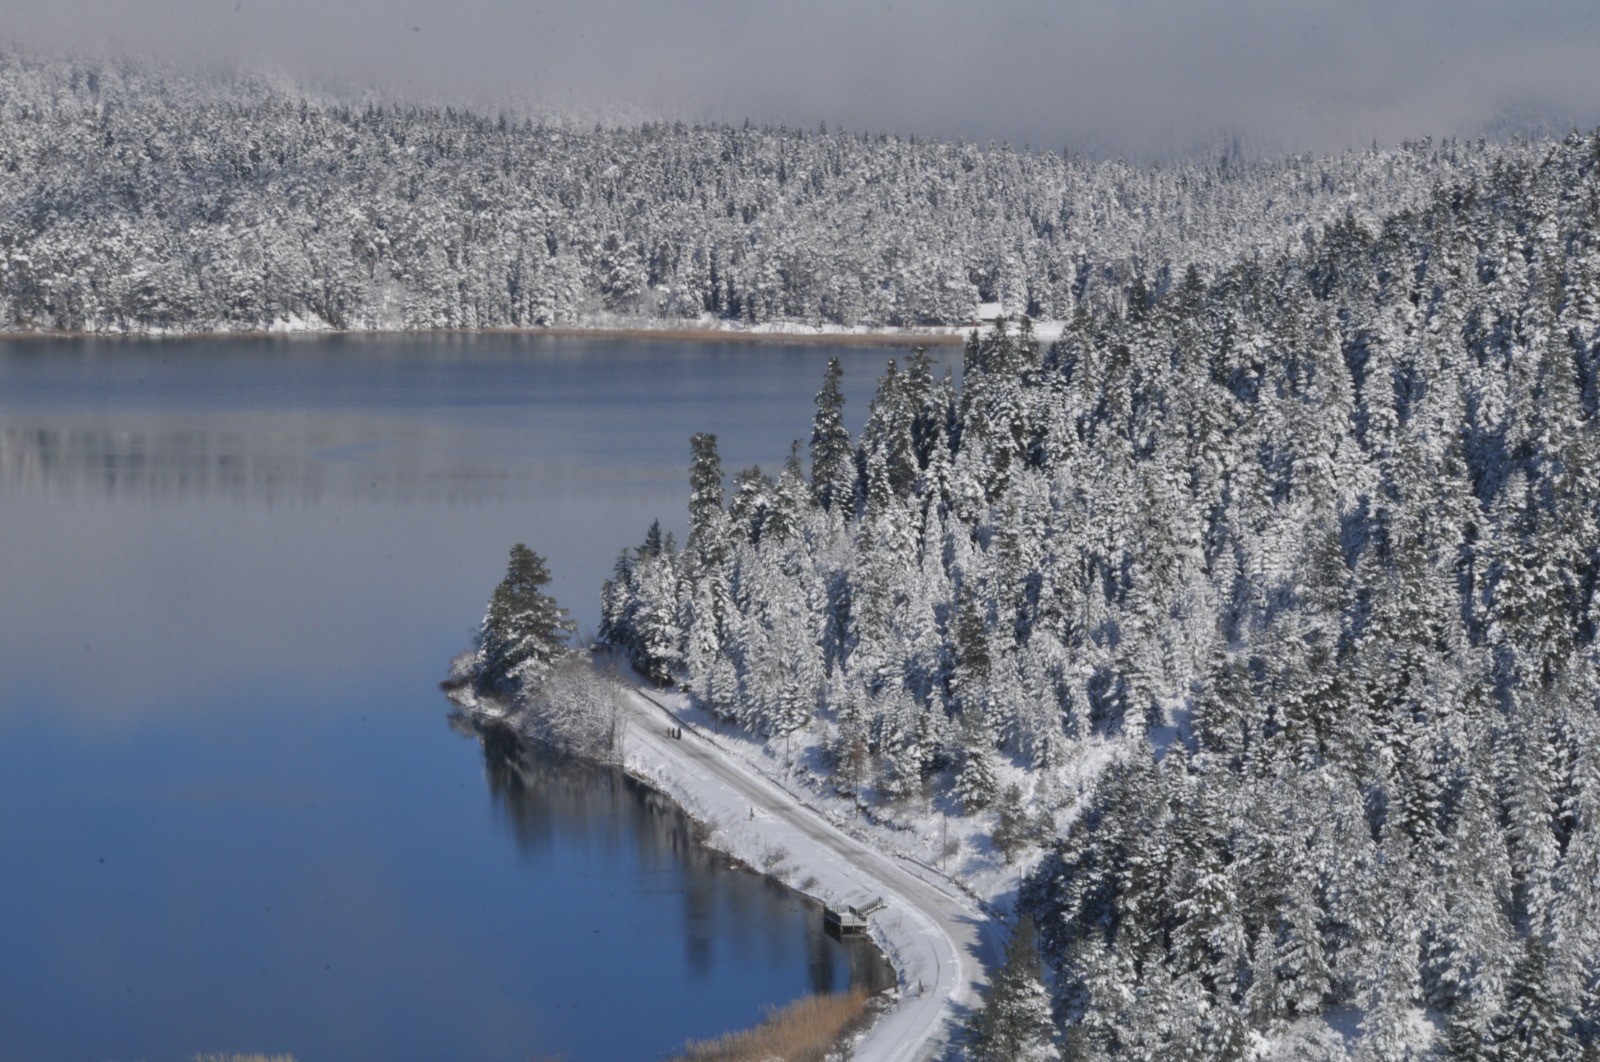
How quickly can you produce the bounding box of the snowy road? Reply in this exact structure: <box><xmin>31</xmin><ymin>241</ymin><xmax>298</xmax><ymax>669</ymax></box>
<box><xmin>617</xmin><ymin>682</ymin><xmax>997</xmax><ymax>1062</ymax></box>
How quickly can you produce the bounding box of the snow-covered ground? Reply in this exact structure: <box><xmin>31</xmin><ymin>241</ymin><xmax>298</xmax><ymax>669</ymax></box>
<box><xmin>574</xmin><ymin>643</ymin><xmax>1137</xmax><ymax>1057</ymax></box>
<box><xmin>613</xmin><ymin>676</ymin><xmax>1004</xmax><ymax>1061</ymax></box>
<box><xmin>600</xmin><ymin>658</ymin><xmax>1119</xmax><ymax>921</ymax></box>
<box><xmin>3</xmin><ymin>312</ymin><xmax>1071</xmax><ymax>348</ymax></box>
<box><xmin>452</xmin><ymin>651</ymin><xmax>1121</xmax><ymax>1058</ymax></box>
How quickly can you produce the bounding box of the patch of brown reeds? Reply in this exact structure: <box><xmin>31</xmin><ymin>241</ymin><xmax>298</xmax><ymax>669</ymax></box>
<box><xmin>670</xmin><ymin>987</ymin><xmax>876</xmax><ymax>1062</ymax></box>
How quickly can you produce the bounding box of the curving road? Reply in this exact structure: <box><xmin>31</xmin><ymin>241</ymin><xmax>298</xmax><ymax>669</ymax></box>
<box><xmin>617</xmin><ymin>682</ymin><xmax>998</xmax><ymax>1061</ymax></box>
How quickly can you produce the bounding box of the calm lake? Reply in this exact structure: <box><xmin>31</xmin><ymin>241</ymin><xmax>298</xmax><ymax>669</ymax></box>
<box><xmin>0</xmin><ymin>334</ymin><xmax>947</xmax><ymax>1061</ymax></box>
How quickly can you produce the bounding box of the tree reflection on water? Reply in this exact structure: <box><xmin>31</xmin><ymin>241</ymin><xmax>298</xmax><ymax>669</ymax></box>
<box><xmin>463</xmin><ymin>717</ymin><xmax>894</xmax><ymax>997</ymax></box>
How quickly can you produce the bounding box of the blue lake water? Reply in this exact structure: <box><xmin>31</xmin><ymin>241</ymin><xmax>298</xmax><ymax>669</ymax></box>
<box><xmin>0</xmin><ymin>334</ymin><xmax>946</xmax><ymax>1061</ymax></box>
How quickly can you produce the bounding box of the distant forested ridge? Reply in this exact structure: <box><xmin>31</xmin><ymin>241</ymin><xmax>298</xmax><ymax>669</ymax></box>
<box><xmin>0</xmin><ymin>50</ymin><xmax>1539</xmax><ymax>334</ymax></box>
<box><xmin>600</xmin><ymin>132</ymin><xmax>1600</xmax><ymax>1056</ymax></box>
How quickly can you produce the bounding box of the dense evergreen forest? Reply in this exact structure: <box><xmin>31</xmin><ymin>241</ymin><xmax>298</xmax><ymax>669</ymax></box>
<box><xmin>599</xmin><ymin>132</ymin><xmax>1600</xmax><ymax>1057</ymax></box>
<box><xmin>0</xmin><ymin>50</ymin><xmax>1537</xmax><ymax>334</ymax></box>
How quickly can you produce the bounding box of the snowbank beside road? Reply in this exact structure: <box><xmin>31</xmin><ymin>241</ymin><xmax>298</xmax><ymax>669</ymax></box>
<box><xmin>615</xmin><ymin>680</ymin><xmax>1001</xmax><ymax>1062</ymax></box>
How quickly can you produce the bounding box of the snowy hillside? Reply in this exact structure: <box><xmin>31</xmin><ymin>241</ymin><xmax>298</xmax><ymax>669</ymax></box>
<box><xmin>0</xmin><ymin>50</ymin><xmax>1540</xmax><ymax>336</ymax></box>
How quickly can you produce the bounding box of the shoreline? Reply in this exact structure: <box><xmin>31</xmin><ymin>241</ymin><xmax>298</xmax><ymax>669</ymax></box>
<box><xmin>447</xmin><ymin>690</ymin><xmax>903</xmax><ymax>1059</ymax></box>
<box><xmin>0</xmin><ymin>323</ymin><xmax>971</xmax><ymax>348</ymax></box>
<box><xmin>448</xmin><ymin>673</ymin><xmax>996</xmax><ymax>1061</ymax></box>
<box><xmin>450</xmin><ymin>688</ymin><xmax>852</xmax><ymax>895</ymax></box>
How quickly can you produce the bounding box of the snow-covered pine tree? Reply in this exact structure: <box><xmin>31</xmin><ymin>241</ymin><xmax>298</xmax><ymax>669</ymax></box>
<box><xmin>967</xmin><ymin>912</ymin><xmax>1060</xmax><ymax>1061</ymax></box>
<box><xmin>474</xmin><ymin>544</ymin><xmax>575</xmax><ymax>693</ymax></box>
<box><xmin>810</xmin><ymin>357</ymin><xmax>856</xmax><ymax>514</ymax></box>
<box><xmin>951</xmin><ymin>714</ymin><xmax>1001</xmax><ymax>813</ymax></box>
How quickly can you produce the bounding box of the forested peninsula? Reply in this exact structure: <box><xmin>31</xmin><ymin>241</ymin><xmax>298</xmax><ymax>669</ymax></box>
<box><xmin>597</xmin><ymin>133</ymin><xmax>1600</xmax><ymax>1057</ymax></box>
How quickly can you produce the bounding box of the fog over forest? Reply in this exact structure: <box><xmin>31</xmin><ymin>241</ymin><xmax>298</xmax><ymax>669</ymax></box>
<box><xmin>5</xmin><ymin>0</ymin><xmax>1599</xmax><ymax>156</ymax></box>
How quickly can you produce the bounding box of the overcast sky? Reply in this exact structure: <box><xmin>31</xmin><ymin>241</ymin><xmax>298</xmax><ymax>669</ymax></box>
<box><xmin>4</xmin><ymin>0</ymin><xmax>1598</xmax><ymax>156</ymax></box>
